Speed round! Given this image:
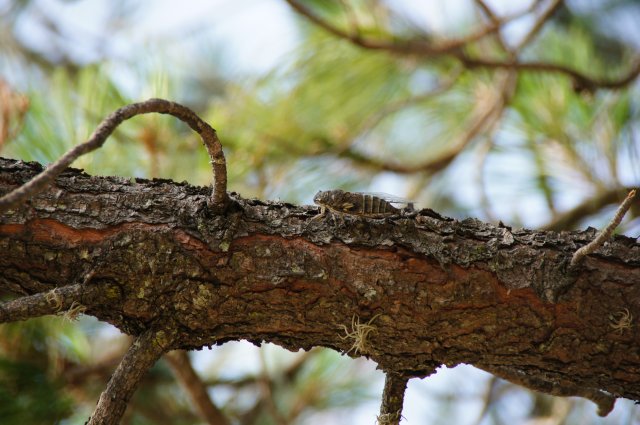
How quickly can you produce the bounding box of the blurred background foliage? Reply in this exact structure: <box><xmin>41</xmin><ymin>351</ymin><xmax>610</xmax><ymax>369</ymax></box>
<box><xmin>0</xmin><ymin>0</ymin><xmax>639</xmax><ymax>424</ymax></box>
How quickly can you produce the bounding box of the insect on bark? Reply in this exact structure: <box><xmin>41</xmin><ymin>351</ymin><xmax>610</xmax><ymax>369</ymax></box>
<box><xmin>313</xmin><ymin>190</ymin><xmax>412</xmax><ymax>219</ymax></box>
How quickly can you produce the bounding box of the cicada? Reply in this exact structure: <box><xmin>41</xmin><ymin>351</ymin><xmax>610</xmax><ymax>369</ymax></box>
<box><xmin>313</xmin><ymin>190</ymin><xmax>412</xmax><ymax>219</ymax></box>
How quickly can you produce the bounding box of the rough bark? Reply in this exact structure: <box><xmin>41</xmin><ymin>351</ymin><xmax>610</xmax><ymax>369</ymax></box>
<box><xmin>1</xmin><ymin>158</ymin><xmax>639</xmax><ymax>409</ymax></box>
<box><xmin>378</xmin><ymin>373</ymin><xmax>408</xmax><ymax>424</ymax></box>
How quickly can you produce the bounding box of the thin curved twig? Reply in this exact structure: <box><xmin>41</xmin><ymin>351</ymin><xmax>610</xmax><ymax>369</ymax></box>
<box><xmin>570</xmin><ymin>189</ymin><xmax>637</xmax><ymax>267</ymax></box>
<box><xmin>473</xmin><ymin>0</ymin><xmax>513</xmax><ymax>52</ymax></box>
<box><xmin>471</xmin><ymin>375</ymin><xmax>500</xmax><ymax>425</ymax></box>
<box><xmin>0</xmin><ymin>98</ymin><xmax>228</xmax><ymax>214</ymax></box>
<box><xmin>514</xmin><ymin>0</ymin><xmax>563</xmax><ymax>50</ymax></box>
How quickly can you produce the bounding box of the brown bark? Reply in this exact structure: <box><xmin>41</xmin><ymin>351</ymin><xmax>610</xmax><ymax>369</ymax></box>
<box><xmin>87</xmin><ymin>327</ymin><xmax>175</xmax><ymax>425</ymax></box>
<box><xmin>378</xmin><ymin>373</ymin><xmax>408</xmax><ymax>424</ymax></box>
<box><xmin>1</xmin><ymin>157</ymin><xmax>639</xmax><ymax>411</ymax></box>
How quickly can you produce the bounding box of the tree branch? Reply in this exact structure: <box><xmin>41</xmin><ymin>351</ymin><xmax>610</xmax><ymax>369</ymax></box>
<box><xmin>0</xmin><ymin>281</ymin><xmax>120</xmax><ymax>323</ymax></box>
<box><xmin>87</xmin><ymin>328</ymin><xmax>176</xmax><ymax>425</ymax></box>
<box><xmin>377</xmin><ymin>373</ymin><xmax>409</xmax><ymax>425</ymax></box>
<box><xmin>473</xmin><ymin>0</ymin><xmax>510</xmax><ymax>52</ymax></box>
<box><xmin>0</xmin><ymin>98</ymin><xmax>228</xmax><ymax>214</ymax></box>
<box><xmin>2</xmin><ymin>158</ymin><xmax>640</xmax><ymax>412</ymax></box>
<box><xmin>165</xmin><ymin>350</ymin><xmax>230</xmax><ymax>425</ymax></box>
<box><xmin>284</xmin><ymin>0</ymin><xmax>504</xmax><ymax>56</ymax></box>
<box><xmin>457</xmin><ymin>54</ymin><xmax>640</xmax><ymax>92</ymax></box>
<box><xmin>0</xmin><ymin>284</ymin><xmax>80</xmax><ymax>323</ymax></box>
<box><xmin>571</xmin><ymin>189</ymin><xmax>637</xmax><ymax>267</ymax></box>
<box><xmin>514</xmin><ymin>0</ymin><xmax>564</xmax><ymax>50</ymax></box>
<box><xmin>284</xmin><ymin>0</ymin><xmax>640</xmax><ymax>91</ymax></box>
<box><xmin>471</xmin><ymin>376</ymin><xmax>500</xmax><ymax>425</ymax></box>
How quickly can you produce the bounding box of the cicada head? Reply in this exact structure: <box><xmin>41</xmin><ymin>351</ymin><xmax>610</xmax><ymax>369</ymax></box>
<box><xmin>313</xmin><ymin>190</ymin><xmax>344</xmax><ymax>207</ymax></box>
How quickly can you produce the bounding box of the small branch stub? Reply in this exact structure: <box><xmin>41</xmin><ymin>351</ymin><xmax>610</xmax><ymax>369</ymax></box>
<box><xmin>0</xmin><ymin>284</ymin><xmax>93</xmax><ymax>323</ymax></box>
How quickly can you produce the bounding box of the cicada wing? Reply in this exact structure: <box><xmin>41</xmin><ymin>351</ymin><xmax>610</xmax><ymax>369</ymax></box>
<box><xmin>359</xmin><ymin>192</ymin><xmax>413</xmax><ymax>205</ymax></box>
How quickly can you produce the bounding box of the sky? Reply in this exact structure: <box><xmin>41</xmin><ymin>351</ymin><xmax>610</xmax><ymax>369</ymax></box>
<box><xmin>4</xmin><ymin>0</ymin><xmax>558</xmax><ymax>77</ymax></box>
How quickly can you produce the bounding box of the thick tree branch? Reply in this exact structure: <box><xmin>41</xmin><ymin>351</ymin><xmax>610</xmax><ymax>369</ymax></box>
<box><xmin>165</xmin><ymin>350</ymin><xmax>230</xmax><ymax>425</ymax></box>
<box><xmin>87</xmin><ymin>327</ymin><xmax>176</xmax><ymax>425</ymax></box>
<box><xmin>1</xmin><ymin>158</ymin><xmax>640</xmax><ymax>415</ymax></box>
<box><xmin>0</xmin><ymin>98</ymin><xmax>228</xmax><ymax>214</ymax></box>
